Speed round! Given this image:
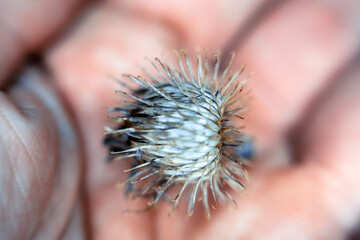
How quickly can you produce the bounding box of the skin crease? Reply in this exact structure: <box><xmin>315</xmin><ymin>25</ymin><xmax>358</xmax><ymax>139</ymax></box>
<box><xmin>1</xmin><ymin>0</ymin><xmax>360</xmax><ymax>239</ymax></box>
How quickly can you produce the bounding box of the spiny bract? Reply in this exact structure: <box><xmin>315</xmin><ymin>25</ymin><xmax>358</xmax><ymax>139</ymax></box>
<box><xmin>104</xmin><ymin>50</ymin><xmax>251</xmax><ymax>218</ymax></box>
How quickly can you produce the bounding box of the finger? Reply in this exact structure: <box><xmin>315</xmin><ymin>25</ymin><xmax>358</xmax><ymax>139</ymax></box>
<box><xmin>109</xmin><ymin>0</ymin><xmax>266</xmax><ymax>48</ymax></box>
<box><xmin>0</xmin><ymin>0</ymin><xmax>83</xmax><ymax>86</ymax></box>
<box><xmin>237</xmin><ymin>1</ymin><xmax>360</xmax><ymax>168</ymax></box>
<box><xmin>0</xmin><ymin>68</ymin><xmax>82</xmax><ymax>239</ymax></box>
<box><xmin>295</xmin><ymin>53</ymin><xmax>360</xmax><ymax>235</ymax></box>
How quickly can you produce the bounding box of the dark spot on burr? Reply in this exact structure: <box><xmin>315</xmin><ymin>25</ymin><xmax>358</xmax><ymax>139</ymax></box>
<box><xmin>235</xmin><ymin>137</ymin><xmax>254</xmax><ymax>160</ymax></box>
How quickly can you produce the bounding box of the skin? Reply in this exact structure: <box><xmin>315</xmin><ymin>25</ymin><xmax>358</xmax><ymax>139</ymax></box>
<box><xmin>1</xmin><ymin>0</ymin><xmax>360</xmax><ymax>239</ymax></box>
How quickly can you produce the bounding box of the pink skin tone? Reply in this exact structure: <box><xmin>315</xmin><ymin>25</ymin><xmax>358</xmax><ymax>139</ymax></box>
<box><xmin>1</xmin><ymin>1</ymin><xmax>360</xmax><ymax>239</ymax></box>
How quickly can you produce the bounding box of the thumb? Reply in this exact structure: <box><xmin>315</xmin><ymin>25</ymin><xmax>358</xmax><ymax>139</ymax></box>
<box><xmin>0</xmin><ymin>68</ymin><xmax>83</xmax><ymax>239</ymax></box>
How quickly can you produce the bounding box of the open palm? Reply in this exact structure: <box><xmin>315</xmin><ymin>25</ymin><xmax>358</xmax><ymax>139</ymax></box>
<box><xmin>1</xmin><ymin>1</ymin><xmax>360</xmax><ymax>239</ymax></box>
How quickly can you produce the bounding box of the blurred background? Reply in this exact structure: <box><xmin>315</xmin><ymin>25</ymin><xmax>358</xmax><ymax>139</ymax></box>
<box><xmin>1</xmin><ymin>0</ymin><xmax>360</xmax><ymax>239</ymax></box>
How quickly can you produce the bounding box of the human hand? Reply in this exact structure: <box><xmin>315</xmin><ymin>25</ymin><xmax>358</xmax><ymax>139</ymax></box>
<box><xmin>1</xmin><ymin>1</ymin><xmax>360</xmax><ymax>239</ymax></box>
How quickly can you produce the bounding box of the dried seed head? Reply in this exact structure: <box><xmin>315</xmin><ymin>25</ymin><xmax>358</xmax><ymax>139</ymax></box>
<box><xmin>104</xmin><ymin>50</ymin><xmax>252</xmax><ymax>218</ymax></box>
